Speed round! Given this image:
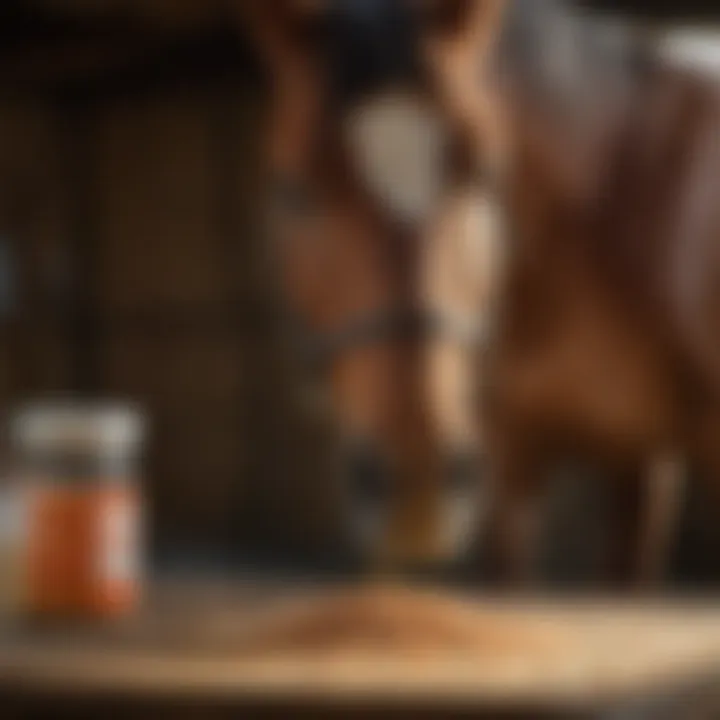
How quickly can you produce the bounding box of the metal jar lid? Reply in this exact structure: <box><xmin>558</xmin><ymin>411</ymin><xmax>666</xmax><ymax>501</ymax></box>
<box><xmin>11</xmin><ymin>401</ymin><xmax>146</xmax><ymax>459</ymax></box>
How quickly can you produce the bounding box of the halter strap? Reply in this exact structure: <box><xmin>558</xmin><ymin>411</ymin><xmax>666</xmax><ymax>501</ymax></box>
<box><xmin>266</xmin><ymin>174</ymin><xmax>493</xmax><ymax>376</ymax></box>
<box><xmin>290</xmin><ymin>306</ymin><xmax>489</xmax><ymax>374</ymax></box>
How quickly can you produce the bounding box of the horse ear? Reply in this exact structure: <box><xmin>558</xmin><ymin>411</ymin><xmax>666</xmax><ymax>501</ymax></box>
<box><xmin>470</xmin><ymin>0</ymin><xmax>509</xmax><ymax>54</ymax></box>
<box><xmin>234</xmin><ymin>1</ymin><xmax>325</xmax><ymax>176</ymax></box>
<box><xmin>422</xmin><ymin>0</ymin><xmax>507</xmax><ymax>54</ymax></box>
<box><xmin>233</xmin><ymin>0</ymin><xmax>321</xmax><ymax>75</ymax></box>
<box><xmin>287</xmin><ymin>0</ymin><xmax>329</xmax><ymax>14</ymax></box>
<box><xmin>422</xmin><ymin>0</ymin><xmax>510</xmax><ymax>184</ymax></box>
<box><xmin>423</xmin><ymin>0</ymin><xmax>510</xmax><ymax>93</ymax></box>
<box><xmin>455</xmin><ymin>1</ymin><xmax>508</xmax><ymax>55</ymax></box>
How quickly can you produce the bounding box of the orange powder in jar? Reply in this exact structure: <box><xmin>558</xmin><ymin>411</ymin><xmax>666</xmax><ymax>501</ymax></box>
<box><xmin>13</xmin><ymin>404</ymin><xmax>145</xmax><ymax>620</ymax></box>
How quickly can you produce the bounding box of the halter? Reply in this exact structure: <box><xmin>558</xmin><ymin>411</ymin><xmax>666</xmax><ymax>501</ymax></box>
<box><xmin>290</xmin><ymin>304</ymin><xmax>489</xmax><ymax>375</ymax></box>
<box><xmin>268</xmin><ymin>174</ymin><xmax>493</xmax><ymax>380</ymax></box>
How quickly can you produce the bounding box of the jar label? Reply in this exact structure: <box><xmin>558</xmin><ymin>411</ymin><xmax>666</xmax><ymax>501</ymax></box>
<box><xmin>0</xmin><ymin>488</ymin><xmax>27</xmax><ymax>614</ymax></box>
<box><xmin>0</xmin><ymin>488</ymin><xmax>27</xmax><ymax>549</ymax></box>
<box><xmin>98</xmin><ymin>494</ymin><xmax>141</xmax><ymax>585</ymax></box>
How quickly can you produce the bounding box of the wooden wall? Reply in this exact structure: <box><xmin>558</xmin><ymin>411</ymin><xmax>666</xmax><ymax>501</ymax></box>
<box><xmin>0</xmin><ymin>99</ymin><xmax>72</xmax><ymax>404</ymax></box>
<box><xmin>85</xmin><ymin>82</ymin><xmax>338</xmax><ymax>564</ymax></box>
<box><xmin>92</xmin><ymin>88</ymin><xmax>252</xmax><ymax>559</ymax></box>
<box><xmin>3</xmin><ymin>4</ymin><xmax>719</xmax><ymax>581</ymax></box>
<box><xmin>0</xmin><ymin>73</ymin><xmax>340</xmax><ymax>568</ymax></box>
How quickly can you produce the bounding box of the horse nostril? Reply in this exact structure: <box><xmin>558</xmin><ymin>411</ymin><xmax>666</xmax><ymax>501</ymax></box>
<box><xmin>345</xmin><ymin>444</ymin><xmax>393</xmax><ymax>509</ymax></box>
<box><xmin>440</xmin><ymin>450</ymin><xmax>486</xmax><ymax>558</ymax></box>
<box><xmin>446</xmin><ymin>450</ymin><xmax>483</xmax><ymax>496</ymax></box>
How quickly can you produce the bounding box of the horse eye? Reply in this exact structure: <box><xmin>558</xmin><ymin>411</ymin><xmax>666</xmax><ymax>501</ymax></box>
<box><xmin>290</xmin><ymin>0</ymin><xmax>328</xmax><ymax>14</ymax></box>
<box><xmin>446</xmin><ymin>450</ymin><xmax>483</xmax><ymax>495</ymax></box>
<box><xmin>345</xmin><ymin>444</ymin><xmax>393</xmax><ymax>507</ymax></box>
<box><xmin>417</xmin><ymin>0</ymin><xmax>467</xmax><ymax>30</ymax></box>
<box><xmin>268</xmin><ymin>174</ymin><xmax>316</xmax><ymax>221</ymax></box>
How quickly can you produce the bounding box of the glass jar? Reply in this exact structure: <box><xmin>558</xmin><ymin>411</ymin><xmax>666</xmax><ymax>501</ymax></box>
<box><xmin>12</xmin><ymin>403</ymin><xmax>145</xmax><ymax>620</ymax></box>
<box><xmin>0</xmin><ymin>469</ymin><xmax>26</xmax><ymax>620</ymax></box>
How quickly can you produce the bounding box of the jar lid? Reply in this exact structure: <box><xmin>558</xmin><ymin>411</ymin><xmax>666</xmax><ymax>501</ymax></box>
<box><xmin>11</xmin><ymin>401</ymin><xmax>146</xmax><ymax>456</ymax></box>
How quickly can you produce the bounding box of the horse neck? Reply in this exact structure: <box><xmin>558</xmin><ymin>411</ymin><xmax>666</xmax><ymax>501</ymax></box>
<box><xmin>500</xmin><ymin>70</ymin><xmax>642</xmax><ymax>304</ymax></box>
<box><xmin>513</xmin><ymin>84</ymin><xmax>629</xmax><ymax>203</ymax></box>
<box><xmin>499</xmin><ymin>1</ymin><xmax>649</xmax><ymax>220</ymax></box>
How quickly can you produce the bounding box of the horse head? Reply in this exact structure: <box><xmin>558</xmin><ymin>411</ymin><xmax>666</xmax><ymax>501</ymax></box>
<box><xmin>240</xmin><ymin>0</ymin><xmax>512</xmax><ymax>570</ymax></box>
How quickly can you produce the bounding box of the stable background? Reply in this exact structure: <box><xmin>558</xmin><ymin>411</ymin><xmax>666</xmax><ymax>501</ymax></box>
<box><xmin>0</xmin><ymin>0</ymin><xmax>719</xmax><ymax>584</ymax></box>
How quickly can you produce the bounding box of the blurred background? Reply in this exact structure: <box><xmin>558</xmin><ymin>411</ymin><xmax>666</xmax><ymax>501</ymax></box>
<box><xmin>2</xmin><ymin>3</ymin><xmax>720</xmax><ymax>718</ymax></box>
<box><xmin>0</xmin><ymin>0</ymin><xmax>720</xmax><ymax>587</ymax></box>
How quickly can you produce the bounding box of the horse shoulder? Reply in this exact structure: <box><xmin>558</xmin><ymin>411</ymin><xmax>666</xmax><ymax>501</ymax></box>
<box><xmin>660</xmin><ymin>76</ymin><xmax>720</xmax><ymax>395</ymax></box>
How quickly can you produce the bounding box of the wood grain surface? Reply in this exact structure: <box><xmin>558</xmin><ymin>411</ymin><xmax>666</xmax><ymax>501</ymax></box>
<box><xmin>1</xmin><ymin>581</ymin><xmax>720</xmax><ymax>715</ymax></box>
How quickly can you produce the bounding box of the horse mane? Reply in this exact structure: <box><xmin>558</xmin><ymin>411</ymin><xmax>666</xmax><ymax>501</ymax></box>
<box><xmin>499</xmin><ymin>0</ymin><xmax>645</xmax><ymax>118</ymax></box>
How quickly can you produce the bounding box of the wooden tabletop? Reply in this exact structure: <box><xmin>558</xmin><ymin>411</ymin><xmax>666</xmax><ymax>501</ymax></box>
<box><xmin>1</xmin><ymin>582</ymin><xmax>720</xmax><ymax>714</ymax></box>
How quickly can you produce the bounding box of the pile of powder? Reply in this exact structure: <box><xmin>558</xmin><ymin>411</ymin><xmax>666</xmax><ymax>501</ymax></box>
<box><xmin>231</xmin><ymin>585</ymin><xmax>559</xmax><ymax>659</ymax></box>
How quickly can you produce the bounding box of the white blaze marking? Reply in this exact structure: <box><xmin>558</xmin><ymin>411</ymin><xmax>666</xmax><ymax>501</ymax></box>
<box><xmin>345</xmin><ymin>93</ymin><xmax>446</xmax><ymax>223</ymax></box>
<box><xmin>660</xmin><ymin>28</ymin><xmax>720</xmax><ymax>78</ymax></box>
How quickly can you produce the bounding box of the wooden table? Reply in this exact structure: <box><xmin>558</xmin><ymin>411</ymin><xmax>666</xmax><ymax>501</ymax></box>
<box><xmin>1</xmin><ymin>582</ymin><xmax>720</xmax><ymax>719</ymax></box>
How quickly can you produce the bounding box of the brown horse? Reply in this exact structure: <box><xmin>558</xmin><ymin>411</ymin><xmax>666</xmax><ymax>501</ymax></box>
<box><xmin>240</xmin><ymin>0</ymin><xmax>712</xmax><ymax>586</ymax></box>
<box><xmin>485</xmin><ymin>7</ymin><xmax>720</xmax><ymax>586</ymax></box>
<box><xmin>451</xmin><ymin>1</ymin><xmax>715</xmax><ymax>587</ymax></box>
<box><xmin>239</xmin><ymin>0</ymin><xmax>507</xmax><ymax>569</ymax></box>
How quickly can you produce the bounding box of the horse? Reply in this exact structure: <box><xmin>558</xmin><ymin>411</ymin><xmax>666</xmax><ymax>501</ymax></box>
<box><xmin>238</xmin><ymin>0</ymin><xmax>508</xmax><ymax>570</ymax></box>
<box><xmin>240</xmin><ymin>0</ymin><xmax>707</xmax><ymax>587</ymax></box>
<box><xmin>450</xmin><ymin>0</ymin><xmax>719</xmax><ymax>587</ymax></box>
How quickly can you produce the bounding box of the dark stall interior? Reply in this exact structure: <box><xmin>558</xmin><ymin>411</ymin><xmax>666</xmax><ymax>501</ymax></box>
<box><xmin>0</xmin><ymin>0</ymin><xmax>715</xmax><ymax>578</ymax></box>
<box><xmin>2</xmin><ymin>0</ymin><xmax>719</xmax><ymax>581</ymax></box>
<box><xmin>0</xmin><ymin>1</ymin><xmax>329</xmax><ymax>573</ymax></box>
<box><xmin>2</xmin><ymin>2</ymin><xmax>720</xmax><ymax>718</ymax></box>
